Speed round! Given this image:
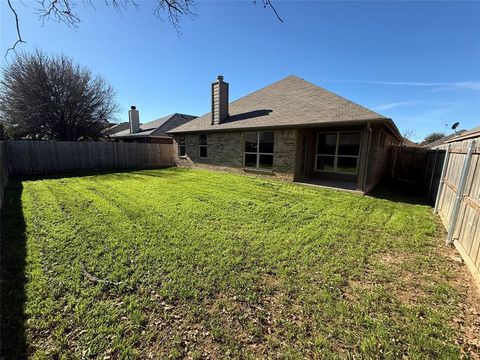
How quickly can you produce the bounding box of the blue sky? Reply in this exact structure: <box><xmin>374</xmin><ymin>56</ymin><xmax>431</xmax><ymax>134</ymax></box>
<box><xmin>1</xmin><ymin>0</ymin><xmax>479</xmax><ymax>141</ymax></box>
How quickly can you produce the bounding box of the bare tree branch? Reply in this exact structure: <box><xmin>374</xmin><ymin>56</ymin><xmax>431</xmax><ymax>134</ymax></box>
<box><xmin>5</xmin><ymin>0</ymin><xmax>283</xmax><ymax>54</ymax></box>
<box><xmin>36</xmin><ymin>0</ymin><xmax>80</xmax><ymax>27</ymax></box>
<box><xmin>263</xmin><ymin>0</ymin><xmax>283</xmax><ymax>23</ymax></box>
<box><xmin>6</xmin><ymin>0</ymin><xmax>27</xmax><ymax>57</ymax></box>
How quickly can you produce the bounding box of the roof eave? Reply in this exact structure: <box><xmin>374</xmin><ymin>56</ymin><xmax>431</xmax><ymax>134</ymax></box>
<box><xmin>110</xmin><ymin>134</ymin><xmax>172</xmax><ymax>139</ymax></box>
<box><xmin>168</xmin><ymin>117</ymin><xmax>399</xmax><ymax>135</ymax></box>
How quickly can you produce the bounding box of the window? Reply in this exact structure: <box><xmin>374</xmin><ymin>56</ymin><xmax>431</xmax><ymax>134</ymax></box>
<box><xmin>199</xmin><ymin>134</ymin><xmax>207</xmax><ymax>158</ymax></box>
<box><xmin>244</xmin><ymin>131</ymin><xmax>274</xmax><ymax>169</ymax></box>
<box><xmin>315</xmin><ymin>132</ymin><xmax>361</xmax><ymax>174</ymax></box>
<box><xmin>178</xmin><ymin>135</ymin><xmax>186</xmax><ymax>157</ymax></box>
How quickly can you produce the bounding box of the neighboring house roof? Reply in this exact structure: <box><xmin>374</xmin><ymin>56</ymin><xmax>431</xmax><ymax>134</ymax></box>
<box><xmin>446</xmin><ymin>125</ymin><xmax>480</xmax><ymax>142</ymax></box>
<box><xmin>168</xmin><ymin>75</ymin><xmax>400</xmax><ymax>138</ymax></box>
<box><xmin>110</xmin><ymin>113</ymin><xmax>197</xmax><ymax>139</ymax></box>
<box><xmin>105</xmin><ymin>122</ymin><xmax>129</xmax><ymax>136</ymax></box>
<box><xmin>422</xmin><ymin>130</ymin><xmax>467</xmax><ymax>148</ymax></box>
<box><xmin>402</xmin><ymin>138</ymin><xmax>419</xmax><ymax>147</ymax></box>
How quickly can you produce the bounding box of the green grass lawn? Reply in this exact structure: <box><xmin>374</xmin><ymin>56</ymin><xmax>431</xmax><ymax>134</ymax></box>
<box><xmin>0</xmin><ymin>168</ymin><xmax>474</xmax><ymax>359</ymax></box>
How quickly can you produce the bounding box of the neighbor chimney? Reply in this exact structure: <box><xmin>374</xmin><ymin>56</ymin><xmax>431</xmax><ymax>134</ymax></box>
<box><xmin>211</xmin><ymin>75</ymin><xmax>229</xmax><ymax>125</ymax></box>
<box><xmin>129</xmin><ymin>106</ymin><xmax>140</xmax><ymax>134</ymax></box>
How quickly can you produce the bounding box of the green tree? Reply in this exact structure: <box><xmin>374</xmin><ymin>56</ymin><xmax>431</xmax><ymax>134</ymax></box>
<box><xmin>423</xmin><ymin>132</ymin><xmax>446</xmax><ymax>145</ymax></box>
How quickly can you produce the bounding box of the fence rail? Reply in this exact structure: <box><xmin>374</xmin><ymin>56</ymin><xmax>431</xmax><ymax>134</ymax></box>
<box><xmin>434</xmin><ymin>140</ymin><xmax>480</xmax><ymax>289</ymax></box>
<box><xmin>5</xmin><ymin>140</ymin><xmax>175</xmax><ymax>176</ymax></box>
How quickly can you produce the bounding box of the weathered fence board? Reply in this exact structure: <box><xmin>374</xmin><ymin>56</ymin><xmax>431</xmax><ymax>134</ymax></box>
<box><xmin>0</xmin><ymin>141</ymin><xmax>9</xmax><ymax>210</ymax></box>
<box><xmin>390</xmin><ymin>146</ymin><xmax>428</xmax><ymax>182</ymax></box>
<box><xmin>6</xmin><ymin>140</ymin><xmax>175</xmax><ymax>176</ymax></box>
<box><xmin>434</xmin><ymin>140</ymin><xmax>480</xmax><ymax>289</ymax></box>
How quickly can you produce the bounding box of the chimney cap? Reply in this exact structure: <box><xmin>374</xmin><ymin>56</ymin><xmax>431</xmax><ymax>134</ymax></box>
<box><xmin>217</xmin><ymin>75</ymin><xmax>224</xmax><ymax>81</ymax></box>
<box><xmin>130</xmin><ymin>105</ymin><xmax>136</xmax><ymax>110</ymax></box>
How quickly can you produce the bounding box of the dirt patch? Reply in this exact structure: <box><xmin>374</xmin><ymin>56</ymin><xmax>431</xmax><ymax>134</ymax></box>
<box><xmin>372</xmin><ymin>241</ymin><xmax>480</xmax><ymax>358</ymax></box>
<box><xmin>443</xmin><ymin>245</ymin><xmax>480</xmax><ymax>359</ymax></box>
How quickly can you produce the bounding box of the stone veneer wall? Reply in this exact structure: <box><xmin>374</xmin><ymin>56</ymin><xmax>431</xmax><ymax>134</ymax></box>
<box><xmin>173</xmin><ymin>129</ymin><xmax>298</xmax><ymax>180</ymax></box>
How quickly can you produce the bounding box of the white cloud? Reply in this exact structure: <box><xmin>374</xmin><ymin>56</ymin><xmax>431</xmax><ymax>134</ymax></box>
<box><xmin>373</xmin><ymin>100</ymin><xmax>422</xmax><ymax>111</ymax></box>
<box><xmin>326</xmin><ymin>79</ymin><xmax>480</xmax><ymax>90</ymax></box>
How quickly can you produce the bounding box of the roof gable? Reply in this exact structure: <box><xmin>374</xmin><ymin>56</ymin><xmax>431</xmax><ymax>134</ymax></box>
<box><xmin>169</xmin><ymin>75</ymin><xmax>393</xmax><ymax>134</ymax></box>
<box><xmin>110</xmin><ymin>113</ymin><xmax>196</xmax><ymax>138</ymax></box>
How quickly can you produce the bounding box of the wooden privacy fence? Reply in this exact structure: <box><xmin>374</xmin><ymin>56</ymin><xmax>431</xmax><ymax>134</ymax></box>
<box><xmin>433</xmin><ymin>139</ymin><xmax>480</xmax><ymax>288</ymax></box>
<box><xmin>0</xmin><ymin>142</ymin><xmax>9</xmax><ymax>210</ymax></box>
<box><xmin>390</xmin><ymin>146</ymin><xmax>428</xmax><ymax>182</ymax></box>
<box><xmin>5</xmin><ymin>140</ymin><xmax>175</xmax><ymax>176</ymax></box>
<box><xmin>424</xmin><ymin>149</ymin><xmax>447</xmax><ymax>201</ymax></box>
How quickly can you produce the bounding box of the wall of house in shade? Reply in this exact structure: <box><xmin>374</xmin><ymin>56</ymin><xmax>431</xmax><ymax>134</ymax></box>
<box><xmin>365</xmin><ymin>125</ymin><xmax>398</xmax><ymax>193</ymax></box>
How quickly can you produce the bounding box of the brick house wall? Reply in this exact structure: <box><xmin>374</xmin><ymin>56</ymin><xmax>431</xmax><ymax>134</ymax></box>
<box><xmin>173</xmin><ymin>129</ymin><xmax>298</xmax><ymax>180</ymax></box>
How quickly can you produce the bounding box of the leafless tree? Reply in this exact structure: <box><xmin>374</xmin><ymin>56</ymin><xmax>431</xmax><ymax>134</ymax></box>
<box><xmin>6</xmin><ymin>0</ymin><xmax>283</xmax><ymax>55</ymax></box>
<box><xmin>401</xmin><ymin>129</ymin><xmax>418</xmax><ymax>146</ymax></box>
<box><xmin>0</xmin><ymin>50</ymin><xmax>119</xmax><ymax>141</ymax></box>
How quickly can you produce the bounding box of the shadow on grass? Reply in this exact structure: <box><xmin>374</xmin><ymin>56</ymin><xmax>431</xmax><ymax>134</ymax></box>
<box><xmin>9</xmin><ymin>166</ymin><xmax>182</xmax><ymax>182</ymax></box>
<box><xmin>1</xmin><ymin>181</ymin><xmax>27</xmax><ymax>358</ymax></box>
<box><xmin>370</xmin><ymin>178</ymin><xmax>432</xmax><ymax>206</ymax></box>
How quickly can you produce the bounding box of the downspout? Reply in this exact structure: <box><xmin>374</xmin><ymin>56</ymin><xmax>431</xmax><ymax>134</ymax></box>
<box><xmin>433</xmin><ymin>144</ymin><xmax>451</xmax><ymax>214</ymax></box>
<box><xmin>362</xmin><ymin>123</ymin><xmax>373</xmax><ymax>193</ymax></box>
<box><xmin>446</xmin><ymin>140</ymin><xmax>476</xmax><ymax>246</ymax></box>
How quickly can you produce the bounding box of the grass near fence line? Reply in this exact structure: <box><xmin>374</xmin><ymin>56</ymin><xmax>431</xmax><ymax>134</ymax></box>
<box><xmin>1</xmin><ymin>168</ymin><xmax>476</xmax><ymax>358</ymax></box>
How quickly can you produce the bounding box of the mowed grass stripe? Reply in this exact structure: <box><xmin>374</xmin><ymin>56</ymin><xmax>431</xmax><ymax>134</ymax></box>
<box><xmin>1</xmin><ymin>168</ymin><xmax>467</xmax><ymax>359</ymax></box>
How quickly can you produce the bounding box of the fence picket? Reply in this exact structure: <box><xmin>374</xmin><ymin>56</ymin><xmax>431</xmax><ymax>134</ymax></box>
<box><xmin>5</xmin><ymin>140</ymin><xmax>174</xmax><ymax>176</ymax></box>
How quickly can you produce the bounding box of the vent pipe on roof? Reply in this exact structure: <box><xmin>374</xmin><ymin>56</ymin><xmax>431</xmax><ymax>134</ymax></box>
<box><xmin>129</xmin><ymin>105</ymin><xmax>140</xmax><ymax>134</ymax></box>
<box><xmin>211</xmin><ymin>75</ymin><xmax>229</xmax><ymax>125</ymax></box>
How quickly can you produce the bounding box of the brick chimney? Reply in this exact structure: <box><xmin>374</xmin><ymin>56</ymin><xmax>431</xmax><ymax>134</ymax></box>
<box><xmin>211</xmin><ymin>75</ymin><xmax>229</xmax><ymax>125</ymax></box>
<box><xmin>129</xmin><ymin>106</ymin><xmax>140</xmax><ymax>134</ymax></box>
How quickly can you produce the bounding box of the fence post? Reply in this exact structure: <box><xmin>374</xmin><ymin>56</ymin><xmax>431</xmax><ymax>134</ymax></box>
<box><xmin>446</xmin><ymin>140</ymin><xmax>476</xmax><ymax>245</ymax></box>
<box><xmin>434</xmin><ymin>144</ymin><xmax>450</xmax><ymax>214</ymax></box>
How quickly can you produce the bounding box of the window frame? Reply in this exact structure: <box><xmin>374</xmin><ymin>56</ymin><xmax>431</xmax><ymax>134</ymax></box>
<box><xmin>198</xmin><ymin>134</ymin><xmax>208</xmax><ymax>158</ymax></box>
<box><xmin>315</xmin><ymin>131</ymin><xmax>362</xmax><ymax>175</ymax></box>
<box><xmin>244</xmin><ymin>131</ymin><xmax>275</xmax><ymax>169</ymax></box>
<box><xmin>178</xmin><ymin>135</ymin><xmax>186</xmax><ymax>157</ymax></box>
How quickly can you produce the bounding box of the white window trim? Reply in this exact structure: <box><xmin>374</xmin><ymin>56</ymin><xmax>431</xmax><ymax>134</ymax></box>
<box><xmin>314</xmin><ymin>131</ymin><xmax>362</xmax><ymax>175</ymax></box>
<box><xmin>198</xmin><ymin>134</ymin><xmax>208</xmax><ymax>158</ymax></box>
<box><xmin>244</xmin><ymin>131</ymin><xmax>274</xmax><ymax>169</ymax></box>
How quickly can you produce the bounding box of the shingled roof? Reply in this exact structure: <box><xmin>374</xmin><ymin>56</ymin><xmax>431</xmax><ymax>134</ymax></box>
<box><xmin>168</xmin><ymin>75</ymin><xmax>399</xmax><ymax>136</ymax></box>
<box><xmin>110</xmin><ymin>113</ymin><xmax>196</xmax><ymax>138</ymax></box>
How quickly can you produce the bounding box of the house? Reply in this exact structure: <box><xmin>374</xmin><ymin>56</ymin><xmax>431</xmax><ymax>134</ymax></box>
<box><xmin>401</xmin><ymin>138</ymin><xmax>419</xmax><ymax>147</ymax></box>
<box><xmin>168</xmin><ymin>75</ymin><xmax>401</xmax><ymax>193</ymax></box>
<box><xmin>108</xmin><ymin>106</ymin><xmax>197</xmax><ymax>144</ymax></box>
<box><xmin>105</xmin><ymin>122</ymin><xmax>130</xmax><ymax>137</ymax></box>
